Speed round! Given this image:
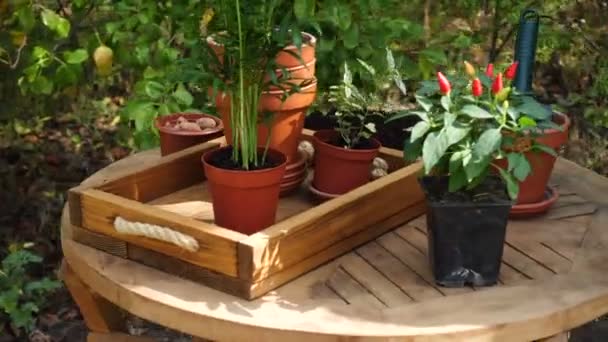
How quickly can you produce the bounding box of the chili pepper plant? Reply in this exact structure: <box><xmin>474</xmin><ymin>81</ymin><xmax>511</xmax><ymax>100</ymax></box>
<box><xmin>390</xmin><ymin>61</ymin><xmax>559</xmax><ymax>288</ymax></box>
<box><xmin>391</xmin><ymin>61</ymin><xmax>556</xmax><ymax>199</ymax></box>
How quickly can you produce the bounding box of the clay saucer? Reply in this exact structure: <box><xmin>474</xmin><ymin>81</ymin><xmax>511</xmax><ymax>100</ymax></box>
<box><xmin>280</xmin><ymin>174</ymin><xmax>306</xmax><ymax>196</ymax></box>
<box><xmin>509</xmin><ymin>186</ymin><xmax>559</xmax><ymax>219</ymax></box>
<box><xmin>285</xmin><ymin>150</ymin><xmax>307</xmax><ymax>172</ymax></box>
<box><xmin>308</xmin><ymin>183</ymin><xmax>341</xmax><ymax>202</ymax></box>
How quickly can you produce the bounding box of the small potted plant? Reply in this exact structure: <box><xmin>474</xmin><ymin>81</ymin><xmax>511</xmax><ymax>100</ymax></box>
<box><xmin>311</xmin><ymin>49</ymin><xmax>406</xmax><ymax>197</ymax></box>
<box><xmin>479</xmin><ymin>62</ymin><xmax>570</xmax><ymax>216</ymax></box>
<box><xmin>390</xmin><ymin>61</ymin><xmax>556</xmax><ymax>287</ymax></box>
<box><xmin>203</xmin><ymin>5</ymin><xmax>317</xmax><ymax>192</ymax></box>
<box><xmin>155</xmin><ymin>113</ymin><xmax>224</xmax><ymax>156</ymax></box>
<box><xmin>200</xmin><ymin>0</ymin><xmax>304</xmax><ymax>234</ymax></box>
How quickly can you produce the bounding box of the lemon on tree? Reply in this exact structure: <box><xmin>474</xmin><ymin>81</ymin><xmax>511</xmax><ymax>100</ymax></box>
<box><xmin>93</xmin><ymin>45</ymin><xmax>113</xmax><ymax>76</ymax></box>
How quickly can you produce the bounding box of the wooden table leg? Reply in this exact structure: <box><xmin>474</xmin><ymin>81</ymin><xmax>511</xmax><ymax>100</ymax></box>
<box><xmin>60</xmin><ymin>260</ymin><xmax>128</xmax><ymax>340</ymax></box>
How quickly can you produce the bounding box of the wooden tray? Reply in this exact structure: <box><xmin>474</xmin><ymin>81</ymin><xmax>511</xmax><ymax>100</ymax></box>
<box><xmin>68</xmin><ymin>129</ymin><xmax>425</xmax><ymax>299</ymax></box>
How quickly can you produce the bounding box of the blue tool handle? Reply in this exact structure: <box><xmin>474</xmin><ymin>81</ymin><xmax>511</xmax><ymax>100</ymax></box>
<box><xmin>513</xmin><ymin>9</ymin><xmax>540</xmax><ymax>94</ymax></box>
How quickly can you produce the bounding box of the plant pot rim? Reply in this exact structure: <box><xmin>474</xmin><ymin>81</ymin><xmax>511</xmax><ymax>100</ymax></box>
<box><xmin>202</xmin><ymin>146</ymin><xmax>287</xmax><ymax>176</ymax></box>
<box><xmin>156</xmin><ymin>113</ymin><xmax>224</xmax><ymax>137</ymax></box>
<box><xmin>419</xmin><ymin>176</ymin><xmax>513</xmax><ymax>207</ymax></box>
<box><xmin>313</xmin><ymin>129</ymin><xmax>381</xmax><ymax>153</ymax></box>
<box><xmin>263</xmin><ymin>79</ymin><xmax>318</xmax><ymax>95</ymax></box>
<box><xmin>206</xmin><ymin>31</ymin><xmax>317</xmax><ymax>48</ymax></box>
<box><xmin>526</xmin><ymin>111</ymin><xmax>570</xmax><ymax>136</ymax></box>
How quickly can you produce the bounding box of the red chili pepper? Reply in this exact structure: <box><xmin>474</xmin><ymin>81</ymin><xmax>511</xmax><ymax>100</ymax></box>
<box><xmin>505</xmin><ymin>61</ymin><xmax>519</xmax><ymax>80</ymax></box>
<box><xmin>472</xmin><ymin>78</ymin><xmax>483</xmax><ymax>97</ymax></box>
<box><xmin>485</xmin><ymin>63</ymin><xmax>494</xmax><ymax>77</ymax></box>
<box><xmin>437</xmin><ymin>72</ymin><xmax>451</xmax><ymax>95</ymax></box>
<box><xmin>492</xmin><ymin>73</ymin><xmax>504</xmax><ymax>95</ymax></box>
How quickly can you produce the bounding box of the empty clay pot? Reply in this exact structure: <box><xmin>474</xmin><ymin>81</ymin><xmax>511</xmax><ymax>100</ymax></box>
<box><xmin>312</xmin><ymin>130</ymin><xmax>381</xmax><ymax>195</ymax></box>
<box><xmin>202</xmin><ymin>147</ymin><xmax>287</xmax><ymax>235</ymax></box>
<box><xmin>207</xmin><ymin>32</ymin><xmax>317</xmax><ymax>69</ymax></box>
<box><xmin>155</xmin><ymin>113</ymin><xmax>224</xmax><ymax>156</ymax></box>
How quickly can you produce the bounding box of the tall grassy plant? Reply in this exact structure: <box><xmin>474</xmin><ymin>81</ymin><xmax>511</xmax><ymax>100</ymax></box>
<box><xmin>202</xmin><ymin>0</ymin><xmax>308</xmax><ymax>169</ymax></box>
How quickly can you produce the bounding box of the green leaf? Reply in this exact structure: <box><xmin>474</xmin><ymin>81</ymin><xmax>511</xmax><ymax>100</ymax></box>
<box><xmin>63</xmin><ymin>49</ymin><xmax>89</xmax><ymax>64</ymax></box>
<box><xmin>440</xmin><ymin>96</ymin><xmax>451</xmax><ymax>111</ymax></box>
<box><xmin>415</xmin><ymin>95</ymin><xmax>433</xmax><ymax>112</ymax></box>
<box><xmin>343</xmin><ymin>23</ymin><xmax>359</xmax><ymax>49</ymax></box>
<box><xmin>449</xmin><ymin>150</ymin><xmax>468</xmax><ymax>173</ymax></box>
<box><xmin>55</xmin><ymin>64</ymin><xmax>79</xmax><ymax>86</ymax></box>
<box><xmin>403</xmin><ymin>138</ymin><xmax>422</xmax><ymax>162</ymax></box>
<box><xmin>461</xmin><ymin>104</ymin><xmax>494</xmax><ymax>119</ymax></box>
<box><xmin>507</xmin><ymin>153</ymin><xmax>532</xmax><ymax>181</ymax></box>
<box><xmin>532</xmin><ymin>143</ymin><xmax>558</xmax><ymax>157</ymax></box>
<box><xmin>357</xmin><ymin>58</ymin><xmax>376</xmax><ymax>76</ymax></box>
<box><xmin>30</xmin><ymin>75</ymin><xmax>53</xmax><ymax>95</ymax></box>
<box><xmin>518</xmin><ymin>115</ymin><xmax>537</xmax><ymax>128</ymax></box>
<box><xmin>515</xmin><ymin>96</ymin><xmax>552</xmax><ymax>120</ymax></box>
<box><xmin>17</xmin><ymin>7</ymin><xmax>35</xmax><ymax>32</ymax></box>
<box><xmin>473</xmin><ymin>128</ymin><xmax>502</xmax><ymax>158</ymax></box>
<box><xmin>498</xmin><ymin>168</ymin><xmax>519</xmax><ymax>200</ymax></box>
<box><xmin>422</xmin><ymin>130</ymin><xmax>448</xmax><ymax>173</ymax></box>
<box><xmin>294</xmin><ymin>0</ymin><xmax>315</xmax><ymax>20</ymax></box>
<box><xmin>386</xmin><ymin>110</ymin><xmax>427</xmax><ymax>123</ymax></box>
<box><xmin>386</xmin><ymin>48</ymin><xmax>396</xmax><ymax>70</ymax></box>
<box><xmin>514</xmin><ymin>156</ymin><xmax>531</xmax><ymax>182</ymax></box>
<box><xmin>158</xmin><ymin>103</ymin><xmax>171</xmax><ymax>116</ymax></box>
<box><xmin>446</xmin><ymin>122</ymin><xmax>470</xmax><ymax>145</ymax></box>
<box><xmin>335</xmin><ymin>4</ymin><xmax>352</xmax><ymax>30</ymax></box>
<box><xmin>145</xmin><ymin>81</ymin><xmax>165</xmax><ymax>100</ymax></box>
<box><xmin>449</xmin><ymin>168</ymin><xmax>467</xmax><ymax>192</ymax></box>
<box><xmin>464</xmin><ymin>157</ymin><xmax>490</xmax><ymax>182</ymax></box>
<box><xmin>420</xmin><ymin>48</ymin><xmax>447</xmax><ymax>65</ymax></box>
<box><xmin>41</xmin><ymin>9</ymin><xmax>70</xmax><ymax>38</ymax></box>
<box><xmin>172</xmin><ymin>84</ymin><xmax>193</xmax><ymax>106</ymax></box>
<box><xmin>122</xmin><ymin>101</ymin><xmax>155</xmax><ymax>131</ymax></box>
<box><xmin>410</xmin><ymin>121</ymin><xmax>430</xmax><ymax>142</ymax></box>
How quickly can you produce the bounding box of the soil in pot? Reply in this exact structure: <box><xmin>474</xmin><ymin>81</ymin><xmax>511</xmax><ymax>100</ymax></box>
<box><xmin>420</xmin><ymin>176</ymin><xmax>512</xmax><ymax>287</ymax></box>
<box><xmin>497</xmin><ymin>112</ymin><xmax>570</xmax><ymax>205</ymax></box>
<box><xmin>312</xmin><ymin>129</ymin><xmax>380</xmax><ymax>195</ymax></box>
<box><xmin>202</xmin><ymin>147</ymin><xmax>287</xmax><ymax>235</ymax></box>
<box><xmin>156</xmin><ymin>113</ymin><xmax>224</xmax><ymax>156</ymax></box>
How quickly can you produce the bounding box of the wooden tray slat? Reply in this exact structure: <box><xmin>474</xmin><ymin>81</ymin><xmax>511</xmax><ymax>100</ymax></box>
<box><xmin>79</xmin><ymin>189</ymin><xmax>244</xmax><ymax>277</ymax></box>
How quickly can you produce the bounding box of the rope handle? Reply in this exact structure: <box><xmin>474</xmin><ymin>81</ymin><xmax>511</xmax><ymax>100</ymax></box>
<box><xmin>113</xmin><ymin>217</ymin><xmax>199</xmax><ymax>252</ymax></box>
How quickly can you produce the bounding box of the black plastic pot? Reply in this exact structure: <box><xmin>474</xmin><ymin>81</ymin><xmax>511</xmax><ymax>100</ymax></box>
<box><xmin>420</xmin><ymin>177</ymin><xmax>512</xmax><ymax>287</ymax></box>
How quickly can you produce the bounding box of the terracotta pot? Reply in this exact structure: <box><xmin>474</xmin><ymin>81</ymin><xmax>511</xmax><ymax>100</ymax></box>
<box><xmin>312</xmin><ymin>130</ymin><xmax>381</xmax><ymax>195</ymax></box>
<box><xmin>202</xmin><ymin>147</ymin><xmax>287</xmax><ymax>235</ymax></box>
<box><xmin>216</xmin><ymin>81</ymin><xmax>317</xmax><ymax>164</ymax></box>
<box><xmin>155</xmin><ymin>113</ymin><xmax>224</xmax><ymax>156</ymax></box>
<box><xmin>497</xmin><ymin>112</ymin><xmax>570</xmax><ymax>204</ymax></box>
<box><xmin>206</xmin><ymin>32</ymin><xmax>317</xmax><ymax>68</ymax></box>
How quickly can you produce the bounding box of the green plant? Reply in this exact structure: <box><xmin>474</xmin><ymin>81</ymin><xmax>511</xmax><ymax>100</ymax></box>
<box><xmin>196</xmin><ymin>0</ymin><xmax>312</xmax><ymax>169</ymax></box>
<box><xmin>328</xmin><ymin>48</ymin><xmax>406</xmax><ymax>148</ymax></box>
<box><xmin>0</xmin><ymin>247</ymin><xmax>60</xmax><ymax>336</ymax></box>
<box><xmin>391</xmin><ymin>61</ymin><xmax>556</xmax><ymax>198</ymax></box>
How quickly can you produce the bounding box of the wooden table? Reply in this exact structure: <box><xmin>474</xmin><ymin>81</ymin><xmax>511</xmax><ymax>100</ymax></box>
<box><xmin>61</xmin><ymin>149</ymin><xmax>608</xmax><ymax>342</ymax></box>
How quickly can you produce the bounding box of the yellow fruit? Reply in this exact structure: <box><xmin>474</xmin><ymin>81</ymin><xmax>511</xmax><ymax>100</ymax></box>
<box><xmin>93</xmin><ymin>45</ymin><xmax>113</xmax><ymax>76</ymax></box>
<box><xmin>10</xmin><ymin>31</ymin><xmax>26</xmax><ymax>46</ymax></box>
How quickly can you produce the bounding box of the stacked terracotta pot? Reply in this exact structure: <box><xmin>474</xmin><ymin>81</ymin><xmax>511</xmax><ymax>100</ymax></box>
<box><xmin>208</xmin><ymin>33</ymin><xmax>317</xmax><ymax>195</ymax></box>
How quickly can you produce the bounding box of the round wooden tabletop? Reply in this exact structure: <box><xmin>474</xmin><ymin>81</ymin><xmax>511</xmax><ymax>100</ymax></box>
<box><xmin>62</xmin><ymin>150</ymin><xmax>608</xmax><ymax>341</ymax></box>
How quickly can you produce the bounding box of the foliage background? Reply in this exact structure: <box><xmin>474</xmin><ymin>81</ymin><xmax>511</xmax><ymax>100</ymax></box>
<box><xmin>0</xmin><ymin>0</ymin><xmax>607</xmax><ymax>338</ymax></box>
